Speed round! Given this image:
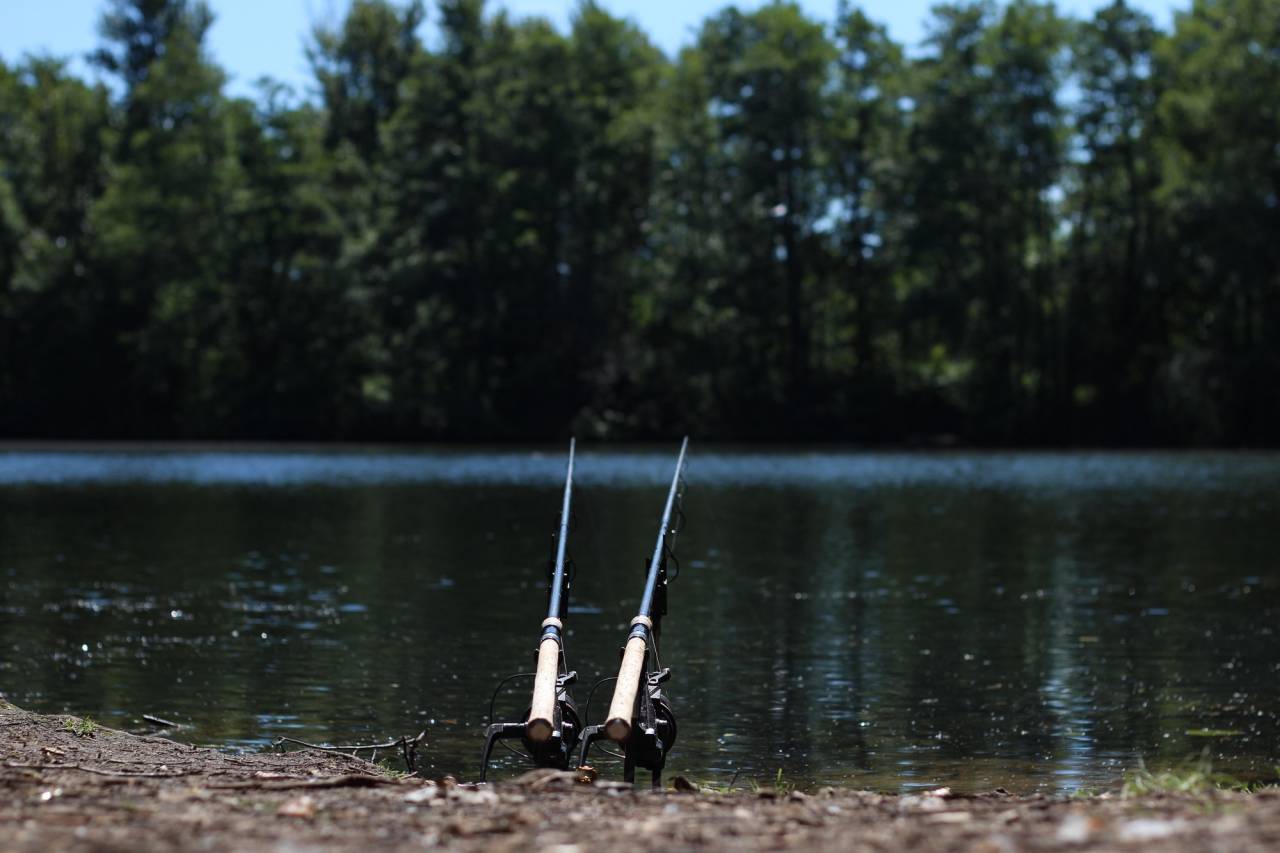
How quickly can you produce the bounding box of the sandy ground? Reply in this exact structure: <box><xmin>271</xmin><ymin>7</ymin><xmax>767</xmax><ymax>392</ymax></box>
<box><xmin>2</xmin><ymin>698</ymin><xmax>1278</xmax><ymax>852</ymax></box>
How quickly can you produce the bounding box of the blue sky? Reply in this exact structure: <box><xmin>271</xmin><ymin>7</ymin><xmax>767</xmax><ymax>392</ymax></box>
<box><xmin>2</xmin><ymin>0</ymin><xmax>1180</xmax><ymax>99</ymax></box>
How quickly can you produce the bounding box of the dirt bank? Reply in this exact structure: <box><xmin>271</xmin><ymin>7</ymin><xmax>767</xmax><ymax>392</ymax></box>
<box><xmin>2</xmin><ymin>699</ymin><xmax>1277</xmax><ymax>852</ymax></box>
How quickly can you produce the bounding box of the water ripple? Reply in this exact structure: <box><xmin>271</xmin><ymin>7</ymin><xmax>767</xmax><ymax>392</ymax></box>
<box><xmin>2</xmin><ymin>448</ymin><xmax>1278</xmax><ymax>490</ymax></box>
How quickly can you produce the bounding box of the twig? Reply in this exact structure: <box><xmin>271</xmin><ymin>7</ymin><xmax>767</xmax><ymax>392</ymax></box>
<box><xmin>142</xmin><ymin>714</ymin><xmax>179</xmax><ymax>727</ymax></box>
<box><xmin>2</xmin><ymin>762</ymin><xmax>194</xmax><ymax>778</ymax></box>
<box><xmin>215</xmin><ymin>757</ymin><xmax>276</xmax><ymax>767</ymax></box>
<box><xmin>273</xmin><ymin>731</ymin><xmax>426</xmax><ymax>772</ymax></box>
<box><xmin>271</xmin><ymin>740</ymin><xmax>376</xmax><ymax>770</ymax></box>
<box><xmin>274</xmin><ymin>735</ymin><xmax>408</xmax><ymax>753</ymax></box>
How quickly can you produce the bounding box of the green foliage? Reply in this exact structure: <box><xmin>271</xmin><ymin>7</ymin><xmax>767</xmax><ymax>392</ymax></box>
<box><xmin>1</xmin><ymin>0</ymin><xmax>1277</xmax><ymax>442</ymax></box>
<box><xmin>62</xmin><ymin>716</ymin><xmax>99</xmax><ymax>737</ymax></box>
<box><xmin>745</xmin><ymin>768</ymin><xmax>794</xmax><ymax>795</ymax></box>
<box><xmin>1152</xmin><ymin>0</ymin><xmax>1280</xmax><ymax>443</ymax></box>
<box><xmin>1122</xmin><ymin>752</ymin><xmax>1273</xmax><ymax>797</ymax></box>
<box><xmin>375</xmin><ymin>758</ymin><xmax>411</xmax><ymax>779</ymax></box>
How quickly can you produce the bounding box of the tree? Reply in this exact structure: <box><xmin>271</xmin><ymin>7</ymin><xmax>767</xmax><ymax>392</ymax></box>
<box><xmin>687</xmin><ymin>3</ymin><xmax>835</xmax><ymax>428</ymax></box>
<box><xmin>981</xmin><ymin>0</ymin><xmax>1067</xmax><ymax>436</ymax></box>
<box><xmin>561</xmin><ymin>4</ymin><xmax>665</xmax><ymax>430</ymax></box>
<box><xmin>1067</xmin><ymin>0</ymin><xmax>1162</xmax><ymax>440</ymax></box>
<box><xmin>1155</xmin><ymin>0</ymin><xmax>1280</xmax><ymax>442</ymax></box>
<box><xmin>824</xmin><ymin>2</ymin><xmax>908</xmax><ymax>426</ymax></box>
<box><xmin>901</xmin><ymin>1</ymin><xmax>1066</xmax><ymax>439</ymax></box>
<box><xmin>308</xmin><ymin>0</ymin><xmax>425</xmax><ymax>156</ymax></box>
<box><xmin>88</xmin><ymin>0</ymin><xmax>239</xmax><ymax>434</ymax></box>
<box><xmin>213</xmin><ymin>88</ymin><xmax>362</xmax><ymax>437</ymax></box>
<box><xmin>0</xmin><ymin>58</ymin><xmax>111</xmax><ymax>433</ymax></box>
<box><xmin>2</xmin><ymin>0</ymin><xmax>1277</xmax><ymax>444</ymax></box>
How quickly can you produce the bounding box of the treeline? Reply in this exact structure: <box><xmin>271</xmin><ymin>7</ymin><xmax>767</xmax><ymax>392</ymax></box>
<box><xmin>1</xmin><ymin>0</ymin><xmax>1276</xmax><ymax>443</ymax></box>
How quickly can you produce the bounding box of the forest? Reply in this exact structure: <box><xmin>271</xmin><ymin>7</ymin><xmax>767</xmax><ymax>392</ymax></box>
<box><xmin>0</xmin><ymin>0</ymin><xmax>1276</xmax><ymax>443</ymax></box>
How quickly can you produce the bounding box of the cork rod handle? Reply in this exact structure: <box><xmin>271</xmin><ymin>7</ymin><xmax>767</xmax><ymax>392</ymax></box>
<box><xmin>604</xmin><ymin>636</ymin><xmax>648</xmax><ymax>742</ymax></box>
<box><xmin>526</xmin><ymin>637</ymin><xmax>561</xmax><ymax>742</ymax></box>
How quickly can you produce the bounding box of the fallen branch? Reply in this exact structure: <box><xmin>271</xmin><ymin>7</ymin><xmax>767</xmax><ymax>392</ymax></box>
<box><xmin>205</xmin><ymin>774</ymin><xmax>408</xmax><ymax>791</ymax></box>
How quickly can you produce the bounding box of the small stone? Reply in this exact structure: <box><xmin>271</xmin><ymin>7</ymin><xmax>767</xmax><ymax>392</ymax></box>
<box><xmin>507</xmin><ymin>769</ymin><xmax>585</xmax><ymax>791</ymax></box>
<box><xmin>276</xmin><ymin>795</ymin><xmax>317</xmax><ymax>819</ymax></box>
<box><xmin>403</xmin><ymin>785</ymin><xmax>439</xmax><ymax>803</ymax></box>
<box><xmin>451</xmin><ymin>787</ymin><xmax>499</xmax><ymax>806</ymax></box>
<box><xmin>1056</xmin><ymin>813</ymin><xmax>1095</xmax><ymax>843</ymax></box>
<box><xmin>672</xmin><ymin>775</ymin><xmax>698</xmax><ymax>793</ymax></box>
<box><xmin>901</xmin><ymin>795</ymin><xmax>945</xmax><ymax>812</ymax></box>
<box><xmin>1118</xmin><ymin>819</ymin><xmax>1187</xmax><ymax>841</ymax></box>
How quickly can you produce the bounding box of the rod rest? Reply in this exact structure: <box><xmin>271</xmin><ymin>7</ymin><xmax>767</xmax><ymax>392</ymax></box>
<box><xmin>479</xmin><ymin>670</ymin><xmax>581</xmax><ymax>782</ymax></box>
<box><xmin>578</xmin><ymin>666</ymin><xmax>677</xmax><ymax>789</ymax></box>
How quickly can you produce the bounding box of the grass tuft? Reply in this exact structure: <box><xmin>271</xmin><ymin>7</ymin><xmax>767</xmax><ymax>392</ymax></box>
<box><xmin>62</xmin><ymin>716</ymin><xmax>99</xmax><ymax>737</ymax></box>
<box><xmin>1123</xmin><ymin>751</ymin><xmax>1277</xmax><ymax>797</ymax></box>
<box><xmin>376</xmin><ymin>759</ymin><xmax>411</xmax><ymax>779</ymax></box>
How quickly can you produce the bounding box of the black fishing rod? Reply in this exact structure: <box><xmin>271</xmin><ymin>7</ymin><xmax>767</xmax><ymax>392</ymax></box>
<box><xmin>480</xmin><ymin>439</ymin><xmax>581</xmax><ymax>781</ymax></box>
<box><xmin>579</xmin><ymin>437</ymin><xmax>688</xmax><ymax>788</ymax></box>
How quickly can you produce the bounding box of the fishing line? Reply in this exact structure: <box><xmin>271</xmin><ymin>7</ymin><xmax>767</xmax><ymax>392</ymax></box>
<box><xmin>484</xmin><ymin>672</ymin><xmax>538</xmax><ymax>764</ymax></box>
<box><xmin>487</xmin><ymin>672</ymin><xmax>535</xmax><ymax>729</ymax></box>
<box><xmin>581</xmin><ymin>676</ymin><xmax>625</xmax><ymax>761</ymax></box>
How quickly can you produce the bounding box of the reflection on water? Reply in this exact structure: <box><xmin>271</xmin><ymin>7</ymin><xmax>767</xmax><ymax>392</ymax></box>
<box><xmin>1</xmin><ymin>448</ymin><xmax>1277</xmax><ymax>792</ymax></box>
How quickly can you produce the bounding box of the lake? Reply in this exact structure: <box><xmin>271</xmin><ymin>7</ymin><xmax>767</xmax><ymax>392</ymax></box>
<box><xmin>1</xmin><ymin>447</ymin><xmax>1276</xmax><ymax>792</ymax></box>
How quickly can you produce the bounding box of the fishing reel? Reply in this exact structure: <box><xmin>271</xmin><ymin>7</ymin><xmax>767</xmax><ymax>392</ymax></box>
<box><xmin>579</xmin><ymin>662</ymin><xmax>678</xmax><ymax>789</ymax></box>
<box><xmin>479</xmin><ymin>667</ymin><xmax>582</xmax><ymax>782</ymax></box>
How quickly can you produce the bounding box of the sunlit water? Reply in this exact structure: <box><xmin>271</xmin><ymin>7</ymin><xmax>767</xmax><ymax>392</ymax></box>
<box><xmin>1</xmin><ymin>447</ymin><xmax>1277</xmax><ymax>793</ymax></box>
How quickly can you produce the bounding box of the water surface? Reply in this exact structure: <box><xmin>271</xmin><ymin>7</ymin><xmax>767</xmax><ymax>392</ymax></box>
<box><xmin>1</xmin><ymin>448</ymin><xmax>1277</xmax><ymax>792</ymax></box>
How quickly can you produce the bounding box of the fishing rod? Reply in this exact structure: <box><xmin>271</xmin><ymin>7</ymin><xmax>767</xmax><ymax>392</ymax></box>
<box><xmin>579</xmin><ymin>437</ymin><xmax>688</xmax><ymax>788</ymax></box>
<box><xmin>480</xmin><ymin>439</ymin><xmax>581</xmax><ymax>781</ymax></box>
